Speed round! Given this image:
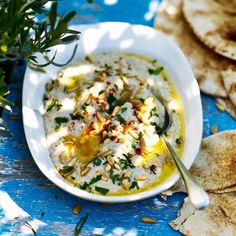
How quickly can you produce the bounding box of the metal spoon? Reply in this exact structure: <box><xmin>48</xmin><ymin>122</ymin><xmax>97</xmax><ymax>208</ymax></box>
<box><xmin>159</xmin><ymin>108</ymin><xmax>209</xmax><ymax>210</ymax></box>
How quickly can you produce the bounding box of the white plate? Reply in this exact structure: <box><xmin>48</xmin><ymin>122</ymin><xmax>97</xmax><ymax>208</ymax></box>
<box><xmin>22</xmin><ymin>22</ymin><xmax>202</xmax><ymax>203</ymax></box>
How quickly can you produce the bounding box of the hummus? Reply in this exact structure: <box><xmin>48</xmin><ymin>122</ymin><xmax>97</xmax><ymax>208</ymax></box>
<box><xmin>43</xmin><ymin>52</ymin><xmax>184</xmax><ymax>195</ymax></box>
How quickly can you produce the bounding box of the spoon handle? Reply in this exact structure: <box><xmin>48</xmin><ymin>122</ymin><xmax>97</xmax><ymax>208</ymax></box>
<box><xmin>161</xmin><ymin>135</ymin><xmax>209</xmax><ymax>210</ymax></box>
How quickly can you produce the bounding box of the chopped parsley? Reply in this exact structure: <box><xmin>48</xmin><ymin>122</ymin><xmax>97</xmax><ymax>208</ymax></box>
<box><xmin>70</xmin><ymin>113</ymin><xmax>84</xmax><ymax>120</ymax></box>
<box><xmin>138</xmin><ymin>131</ymin><xmax>143</xmax><ymax>139</ymax></box>
<box><xmin>148</xmin><ymin>66</ymin><xmax>163</xmax><ymax>75</ymax></box>
<box><xmin>175</xmin><ymin>137</ymin><xmax>182</xmax><ymax>145</ymax></box>
<box><xmin>79</xmin><ymin>175</ymin><xmax>102</xmax><ymax>190</ymax></box>
<box><xmin>119</xmin><ymin>154</ymin><xmax>135</xmax><ymax>170</ymax></box>
<box><xmin>59</xmin><ymin>166</ymin><xmax>74</xmax><ymax>174</ymax></box>
<box><xmin>148</xmin><ymin>107</ymin><xmax>159</xmax><ymax>119</ymax></box>
<box><xmin>93</xmin><ymin>158</ymin><xmax>102</xmax><ymax>166</ymax></box>
<box><xmin>46</xmin><ymin>98</ymin><xmax>62</xmax><ymax>112</ymax></box>
<box><xmin>55</xmin><ymin>117</ymin><xmax>69</xmax><ymax>125</ymax></box>
<box><xmin>95</xmin><ymin>186</ymin><xmax>109</xmax><ymax>195</ymax></box>
<box><xmin>121</xmin><ymin>107</ymin><xmax>128</xmax><ymax>113</ymax></box>
<box><xmin>106</xmin><ymin>93</ymin><xmax>118</xmax><ymax>114</ymax></box>
<box><xmin>151</xmin><ymin>122</ymin><xmax>164</xmax><ymax>135</ymax></box>
<box><xmin>131</xmin><ymin>140</ymin><xmax>137</xmax><ymax>149</ymax></box>
<box><xmin>54</xmin><ymin>125</ymin><xmax>60</xmax><ymax>132</ymax></box>
<box><xmin>130</xmin><ymin>181</ymin><xmax>139</xmax><ymax>190</ymax></box>
<box><xmin>114</xmin><ymin>84</ymin><xmax>118</xmax><ymax>89</ymax></box>
<box><xmin>98</xmin><ymin>90</ymin><xmax>105</xmax><ymax>95</ymax></box>
<box><xmin>116</xmin><ymin>114</ymin><xmax>126</xmax><ymax>124</ymax></box>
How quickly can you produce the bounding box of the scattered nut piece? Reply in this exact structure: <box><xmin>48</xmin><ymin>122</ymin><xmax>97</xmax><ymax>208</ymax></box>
<box><xmin>80</xmin><ymin>166</ymin><xmax>91</xmax><ymax>176</ymax></box>
<box><xmin>135</xmin><ymin>176</ymin><xmax>147</xmax><ymax>181</ymax></box>
<box><xmin>129</xmin><ymin>129</ymin><xmax>139</xmax><ymax>140</ymax></box>
<box><xmin>104</xmin><ymin>163</ymin><xmax>111</xmax><ymax>172</ymax></box>
<box><xmin>67</xmin><ymin>85</ymin><xmax>79</xmax><ymax>93</ymax></box>
<box><xmin>59</xmin><ymin>151</ymin><xmax>68</xmax><ymax>164</ymax></box>
<box><xmin>211</xmin><ymin>124</ymin><xmax>218</xmax><ymax>134</ymax></box>
<box><xmin>55</xmin><ymin>79</ymin><xmax>60</xmax><ymax>88</ymax></box>
<box><xmin>44</xmin><ymin>92</ymin><xmax>50</xmax><ymax>100</ymax></box>
<box><xmin>140</xmin><ymin>137</ymin><xmax>146</xmax><ymax>148</ymax></box>
<box><xmin>73</xmin><ymin>204</ymin><xmax>81</xmax><ymax>215</ymax></box>
<box><xmin>112</xmin><ymin>106</ymin><xmax>120</xmax><ymax>116</ymax></box>
<box><xmin>85</xmin><ymin>55</ymin><xmax>94</xmax><ymax>63</ymax></box>
<box><xmin>85</xmin><ymin>93</ymin><xmax>92</xmax><ymax>105</ymax></box>
<box><xmin>122</xmin><ymin>179</ymin><xmax>130</xmax><ymax>190</ymax></box>
<box><xmin>107</xmin><ymin>155</ymin><xmax>114</xmax><ymax>165</ymax></box>
<box><xmin>140</xmin><ymin>217</ymin><xmax>156</xmax><ymax>224</ymax></box>
<box><xmin>215</xmin><ymin>102</ymin><xmax>225</xmax><ymax>112</ymax></box>
<box><xmin>114</xmin><ymin>163</ymin><xmax>121</xmax><ymax>170</ymax></box>
<box><xmin>142</xmin><ymin>161</ymin><xmax>149</xmax><ymax>169</ymax></box>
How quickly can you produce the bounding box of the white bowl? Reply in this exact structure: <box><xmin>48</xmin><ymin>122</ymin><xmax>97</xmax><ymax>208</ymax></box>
<box><xmin>22</xmin><ymin>22</ymin><xmax>202</xmax><ymax>203</ymax></box>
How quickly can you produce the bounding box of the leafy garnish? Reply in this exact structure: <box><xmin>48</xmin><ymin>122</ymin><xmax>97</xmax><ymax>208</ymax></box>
<box><xmin>93</xmin><ymin>158</ymin><xmax>102</xmax><ymax>166</ymax></box>
<box><xmin>130</xmin><ymin>181</ymin><xmax>139</xmax><ymax>190</ymax></box>
<box><xmin>46</xmin><ymin>98</ymin><xmax>62</xmax><ymax>112</ymax></box>
<box><xmin>74</xmin><ymin>212</ymin><xmax>89</xmax><ymax>236</ymax></box>
<box><xmin>151</xmin><ymin>122</ymin><xmax>164</xmax><ymax>135</ymax></box>
<box><xmin>148</xmin><ymin>107</ymin><xmax>158</xmax><ymax>119</ymax></box>
<box><xmin>148</xmin><ymin>67</ymin><xmax>163</xmax><ymax>75</ymax></box>
<box><xmin>55</xmin><ymin>117</ymin><xmax>69</xmax><ymax>126</ymax></box>
<box><xmin>119</xmin><ymin>154</ymin><xmax>135</xmax><ymax>170</ymax></box>
<box><xmin>95</xmin><ymin>186</ymin><xmax>109</xmax><ymax>195</ymax></box>
<box><xmin>121</xmin><ymin>107</ymin><xmax>128</xmax><ymax>113</ymax></box>
<box><xmin>79</xmin><ymin>175</ymin><xmax>102</xmax><ymax>190</ymax></box>
<box><xmin>116</xmin><ymin>114</ymin><xmax>126</xmax><ymax>124</ymax></box>
<box><xmin>131</xmin><ymin>140</ymin><xmax>137</xmax><ymax>149</ymax></box>
<box><xmin>70</xmin><ymin>113</ymin><xmax>84</xmax><ymax>120</ymax></box>
<box><xmin>138</xmin><ymin>131</ymin><xmax>143</xmax><ymax>139</ymax></box>
<box><xmin>175</xmin><ymin>137</ymin><xmax>182</xmax><ymax>145</ymax></box>
<box><xmin>98</xmin><ymin>90</ymin><xmax>105</xmax><ymax>95</ymax></box>
<box><xmin>59</xmin><ymin>166</ymin><xmax>74</xmax><ymax>174</ymax></box>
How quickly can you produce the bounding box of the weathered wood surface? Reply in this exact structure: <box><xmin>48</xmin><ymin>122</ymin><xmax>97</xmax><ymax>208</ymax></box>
<box><xmin>0</xmin><ymin>1</ymin><xmax>235</xmax><ymax>235</ymax></box>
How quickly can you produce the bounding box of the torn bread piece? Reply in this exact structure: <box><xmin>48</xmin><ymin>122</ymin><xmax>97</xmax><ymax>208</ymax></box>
<box><xmin>154</xmin><ymin>0</ymin><xmax>232</xmax><ymax>97</ymax></box>
<box><xmin>170</xmin><ymin>193</ymin><xmax>236</xmax><ymax>236</ymax></box>
<box><xmin>190</xmin><ymin>130</ymin><xmax>236</xmax><ymax>193</ymax></box>
<box><xmin>183</xmin><ymin>0</ymin><xmax>236</xmax><ymax>61</ymax></box>
<box><xmin>222</xmin><ymin>69</ymin><xmax>236</xmax><ymax>107</ymax></box>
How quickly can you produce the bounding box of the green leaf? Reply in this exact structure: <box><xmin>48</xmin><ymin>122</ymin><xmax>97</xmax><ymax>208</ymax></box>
<box><xmin>116</xmin><ymin>114</ymin><xmax>126</xmax><ymax>124</ymax></box>
<box><xmin>148</xmin><ymin>67</ymin><xmax>163</xmax><ymax>75</ymax></box>
<box><xmin>121</xmin><ymin>107</ymin><xmax>127</xmax><ymax>113</ymax></box>
<box><xmin>95</xmin><ymin>186</ymin><xmax>109</xmax><ymax>195</ymax></box>
<box><xmin>130</xmin><ymin>181</ymin><xmax>139</xmax><ymax>190</ymax></box>
<box><xmin>74</xmin><ymin>212</ymin><xmax>89</xmax><ymax>236</ymax></box>
<box><xmin>46</xmin><ymin>98</ymin><xmax>61</xmax><ymax>112</ymax></box>
<box><xmin>55</xmin><ymin>116</ymin><xmax>69</xmax><ymax>125</ymax></box>
<box><xmin>60</xmin><ymin>166</ymin><xmax>74</xmax><ymax>174</ymax></box>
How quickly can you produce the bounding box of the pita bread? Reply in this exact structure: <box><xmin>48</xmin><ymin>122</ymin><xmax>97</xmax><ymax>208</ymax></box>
<box><xmin>222</xmin><ymin>68</ymin><xmax>236</xmax><ymax>107</ymax></box>
<box><xmin>170</xmin><ymin>193</ymin><xmax>236</xmax><ymax>236</ymax></box>
<box><xmin>154</xmin><ymin>0</ymin><xmax>229</xmax><ymax>97</ymax></box>
<box><xmin>183</xmin><ymin>0</ymin><xmax>236</xmax><ymax>61</ymax></box>
<box><xmin>216</xmin><ymin>97</ymin><xmax>236</xmax><ymax>120</ymax></box>
<box><xmin>190</xmin><ymin>130</ymin><xmax>236</xmax><ymax>193</ymax></box>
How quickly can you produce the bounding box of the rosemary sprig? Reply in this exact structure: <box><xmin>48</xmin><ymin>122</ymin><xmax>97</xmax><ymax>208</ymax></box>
<box><xmin>74</xmin><ymin>212</ymin><xmax>89</xmax><ymax>236</ymax></box>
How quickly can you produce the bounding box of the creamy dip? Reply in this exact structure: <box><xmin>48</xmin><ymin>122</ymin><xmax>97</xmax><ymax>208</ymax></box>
<box><xmin>43</xmin><ymin>52</ymin><xmax>184</xmax><ymax>196</ymax></box>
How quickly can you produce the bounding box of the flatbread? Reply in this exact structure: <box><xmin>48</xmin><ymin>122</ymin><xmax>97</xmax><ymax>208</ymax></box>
<box><xmin>222</xmin><ymin>68</ymin><xmax>236</xmax><ymax>107</ymax></box>
<box><xmin>154</xmin><ymin>0</ymin><xmax>229</xmax><ymax>97</ymax></box>
<box><xmin>190</xmin><ymin>130</ymin><xmax>236</xmax><ymax>193</ymax></box>
<box><xmin>170</xmin><ymin>193</ymin><xmax>236</xmax><ymax>236</ymax></box>
<box><xmin>216</xmin><ymin>97</ymin><xmax>236</xmax><ymax>120</ymax></box>
<box><xmin>183</xmin><ymin>0</ymin><xmax>236</xmax><ymax>61</ymax></box>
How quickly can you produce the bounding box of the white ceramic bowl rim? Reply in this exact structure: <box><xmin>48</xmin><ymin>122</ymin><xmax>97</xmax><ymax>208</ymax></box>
<box><xmin>22</xmin><ymin>22</ymin><xmax>202</xmax><ymax>203</ymax></box>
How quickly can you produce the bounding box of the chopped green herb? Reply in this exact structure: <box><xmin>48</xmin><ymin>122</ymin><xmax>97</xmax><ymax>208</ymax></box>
<box><xmin>119</xmin><ymin>154</ymin><xmax>135</xmax><ymax>169</ymax></box>
<box><xmin>70</xmin><ymin>113</ymin><xmax>84</xmax><ymax>120</ymax></box>
<box><xmin>107</xmin><ymin>93</ymin><xmax>117</xmax><ymax>106</ymax></box>
<box><xmin>93</xmin><ymin>158</ymin><xmax>102</xmax><ymax>166</ymax></box>
<box><xmin>148</xmin><ymin>107</ymin><xmax>158</xmax><ymax>119</ymax></box>
<box><xmin>55</xmin><ymin>117</ymin><xmax>69</xmax><ymax>125</ymax></box>
<box><xmin>175</xmin><ymin>137</ymin><xmax>182</xmax><ymax>145</ymax></box>
<box><xmin>95</xmin><ymin>186</ymin><xmax>109</xmax><ymax>195</ymax></box>
<box><xmin>151</xmin><ymin>122</ymin><xmax>163</xmax><ymax>135</ymax></box>
<box><xmin>59</xmin><ymin>166</ymin><xmax>74</xmax><ymax>174</ymax></box>
<box><xmin>148</xmin><ymin>66</ymin><xmax>163</xmax><ymax>75</ymax></box>
<box><xmin>74</xmin><ymin>212</ymin><xmax>89</xmax><ymax>236</ymax></box>
<box><xmin>81</xmin><ymin>105</ymin><xmax>87</xmax><ymax>112</ymax></box>
<box><xmin>121</xmin><ymin>107</ymin><xmax>128</xmax><ymax>113</ymax></box>
<box><xmin>114</xmin><ymin>84</ymin><xmax>118</xmax><ymax>89</ymax></box>
<box><xmin>138</xmin><ymin>131</ymin><xmax>143</xmax><ymax>139</ymax></box>
<box><xmin>46</xmin><ymin>98</ymin><xmax>62</xmax><ymax>112</ymax></box>
<box><xmin>130</xmin><ymin>181</ymin><xmax>139</xmax><ymax>190</ymax></box>
<box><xmin>98</xmin><ymin>90</ymin><xmax>105</xmax><ymax>95</ymax></box>
<box><xmin>54</xmin><ymin>125</ymin><xmax>60</xmax><ymax>132</ymax></box>
<box><xmin>131</xmin><ymin>140</ymin><xmax>137</xmax><ymax>149</ymax></box>
<box><xmin>116</xmin><ymin>114</ymin><xmax>126</xmax><ymax>124</ymax></box>
<box><xmin>86</xmin><ymin>84</ymin><xmax>93</xmax><ymax>89</ymax></box>
<box><xmin>79</xmin><ymin>175</ymin><xmax>102</xmax><ymax>190</ymax></box>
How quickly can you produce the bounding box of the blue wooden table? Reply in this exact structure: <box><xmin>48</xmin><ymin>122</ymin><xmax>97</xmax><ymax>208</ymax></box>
<box><xmin>0</xmin><ymin>1</ymin><xmax>235</xmax><ymax>235</ymax></box>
